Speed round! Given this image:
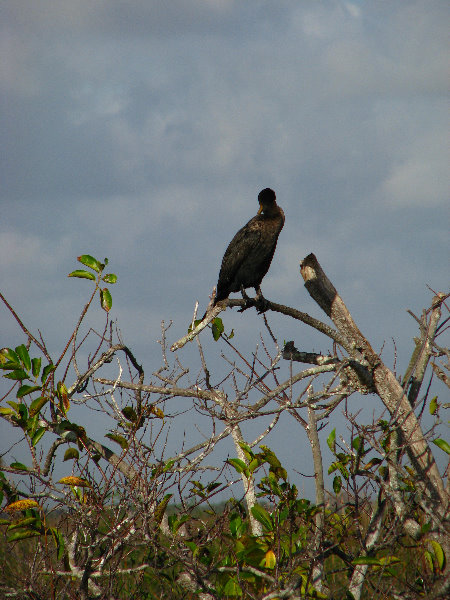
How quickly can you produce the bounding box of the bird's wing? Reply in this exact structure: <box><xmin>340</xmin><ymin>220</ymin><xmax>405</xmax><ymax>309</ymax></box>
<box><xmin>217</xmin><ymin>217</ymin><xmax>262</xmax><ymax>288</ymax></box>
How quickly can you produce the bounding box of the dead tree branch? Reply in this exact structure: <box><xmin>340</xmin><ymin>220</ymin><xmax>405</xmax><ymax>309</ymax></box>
<box><xmin>300</xmin><ymin>253</ymin><xmax>447</xmax><ymax>514</ymax></box>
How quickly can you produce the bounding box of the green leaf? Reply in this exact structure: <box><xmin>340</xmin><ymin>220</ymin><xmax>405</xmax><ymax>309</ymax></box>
<box><xmin>163</xmin><ymin>459</ymin><xmax>175</xmax><ymax>473</ymax></box>
<box><xmin>10</xmin><ymin>462</ymin><xmax>29</xmax><ymax>471</ymax></box>
<box><xmin>31</xmin><ymin>427</ymin><xmax>46</xmax><ymax>447</ymax></box>
<box><xmin>327</xmin><ymin>428</ymin><xmax>336</xmax><ymax>453</ymax></box>
<box><xmin>68</xmin><ymin>270</ymin><xmax>96</xmax><ymax>280</ymax></box>
<box><xmin>29</xmin><ymin>396</ymin><xmax>49</xmax><ymax>416</ymax></box>
<box><xmin>0</xmin><ymin>348</ymin><xmax>20</xmax><ymax>368</ymax></box>
<box><xmin>56</xmin><ymin>381</ymin><xmax>69</xmax><ymax>413</ymax></box>
<box><xmin>222</xmin><ymin>577</ymin><xmax>242</xmax><ymax>596</ymax></box>
<box><xmin>188</xmin><ymin>319</ymin><xmax>202</xmax><ymax>333</ymax></box>
<box><xmin>379</xmin><ymin>555</ymin><xmax>400</xmax><ymax>567</ymax></box>
<box><xmin>154</xmin><ymin>494</ymin><xmax>173</xmax><ymax>525</ymax></box>
<box><xmin>102</xmin><ymin>273</ymin><xmax>117</xmax><ymax>284</ymax></box>
<box><xmin>77</xmin><ymin>254</ymin><xmax>102</xmax><ymax>272</ymax></box>
<box><xmin>57</xmin><ymin>421</ymin><xmax>87</xmax><ymax>440</ymax></box>
<box><xmin>352</xmin><ymin>556</ymin><xmax>382</xmax><ymax>566</ymax></box>
<box><xmin>168</xmin><ymin>514</ymin><xmax>177</xmax><ymax>533</ymax></box>
<box><xmin>26</xmin><ymin>413</ymin><xmax>38</xmax><ymax>436</ymax></box>
<box><xmin>7</xmin><ymin>516</ymin><xmax>39</xmax><ymax>531</ymax></box>
<box><xmin>105</xmin><ymin>433</ymin><xmax>128</xmax><ymax>450</ymax></box>
<box><xmin>122</xmin><ymin>406</ymin><xmax>138</xmax><ymax>422</ymax></box>
<box><xmin>227</xmin><ymin>458</ymin><xmax>247</xmax><ymax>474</ymax></box>
<box><xmin>169</xmin><ymin>514</ymin><xmax>190</xmax><ymax>534</ymax></box>
<box><xmin>363</xmin><ymin>457</ymin><xmax>382</xmax><ymax>471</ymax></box>
<box><xmin>0</xmin><ymin>407</ymin><xmax>15</xmax><ymax>416</ymax></box>
<box><xmin>424</xmin><ymin>550</ymin><xmax>434</xmax><ymax>572</ymax></box>
<box><xmin>251</xmin><ymin>504</ymin><xmax>273</xmax><ymax>532</ymax></box>
<box><xmin>18</xmin><ymin>403</ymin><xmax>28</xmax><ymax>421</ymax></box>
<box><xmin>429</xmin><ymin>396</ymin><xmax>438</xmax><ymax>415</ymax></box>
<box><xmin>264</xmin><ymin>549</ymin><xmax>276</xmax><ymax>569</ymax></box>
<box><xmin>4</xmin><ymin>369</ymin><xmax>28</xmax><ymax>381</ymax></box>
<box><xmin>7</xmin><ymin>529</ymin><xmax>40</xmax><ymax>542</ymax></box>
<box><xmin>211</xmin><ymin>317</ymin><xmax>224</xmax><ymax>341</ymax></box>
<box><xmin>50</xmin><ymin>527</ymin><xmax>66</xmax><ymax>560</ymax></box>
<box><xmin>421</xmin><ymin>521</ymin><xmax>432</xmax><ymax>535</ymax></box>
<box><xmin>230</xmin><ymin>515</ymin><xmax>246</xmax><ymax>538</ymax></box>
<box><xmin>238</xmin><ymin>442</ymin><xmax>255</xmax><ymax>460</ymax></box>
<box><xmin>41</xmin><ymin>364</ymin><xmax>56</xmax><ymax>385</ymax></box>
<box><xmin>184</xmin><ymin>540</ymin><xmax>198</xmax><ymax>554</ymax></box>
<box><xmin>31</xmin><ymin>357</ymin><xmax>42</xmax><ymax>378</ymax></box>
<box><xmin>432</xmin><ymin>438</ymin><xmax>450</xmax><ymax>455</ymax></box>
<box><xmin>328</xmin><ymin>457</ymin><xmax>349</xmax><ymax>480</ymax></box>
<box><xmin>17</xmin><ymin>384</ymin><xmax>42</xmax><ymax>399</ymax></box>
<box><xmin>333</xmin><ymin>475</ymin><xmax>342</xmax><ymax>494</ymax></box>
<box><xmin>248</xmin><ymin>458</ymin><xmax>259</xmax><ymax>474</ymax></box>
<box><xmin>428</xmin><ymin>540</ymin><xmax>445</xmax><ymax>571</ymax></box>
<box><xmin>15</xmin><ymin>345</ymin><xmax>31</xmax><ymax>371</ymax></box>
<box><xmin>352</xmin><ymin>436</ymin><xmax>362</xmax><ymax>451</ymax></box>
<box><xmin>63</xmin><ymin>448</ymin><xmax>80</xmax><ymax>461</ymax></box>
<box><xmin>100</xmin><ymin>288</ymin><xmax>112</xmax><ymax>312</ymax></box>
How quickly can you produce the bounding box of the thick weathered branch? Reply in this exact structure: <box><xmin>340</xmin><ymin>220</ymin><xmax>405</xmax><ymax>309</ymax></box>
<box><xmin>300</xmin><ymin>253</ymin><xmax>447</xmax><ymax>511</ymax></box>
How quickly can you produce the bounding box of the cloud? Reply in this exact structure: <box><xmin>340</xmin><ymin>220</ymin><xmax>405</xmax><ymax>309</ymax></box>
<box><xmin>1</xmin><ymin>1</ymin><xmax>449</xmax><ymax>500</ymax></box>
<box><xmin>0</xmin><ymin>231</ymin><xmax>72</xmax><ymax>272</ymax></box>
<box><xmin>381</xmin><ymin>131</ymin><xmax>449</xmax><ymax>208</ymax></box>
<box><xmin>1</xmin><ymin>5</ymin><xmax>448</xmax><ymax>363</ymax></box>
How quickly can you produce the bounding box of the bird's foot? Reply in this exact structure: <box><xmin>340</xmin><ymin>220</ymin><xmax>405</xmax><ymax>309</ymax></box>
<box><xmin>238</xmin><ymin>286</ymin><xmax>254</xmax><ymax>312</ymax></box>
<box><xmin>254</xmin><ymin>293</ymin><xmax>270</xmax><ymax>313</ymax></box>
<box><xmin>240</xmin><ymin>286</ymin><xmax>251</xmax><ymax>301</ymax></box>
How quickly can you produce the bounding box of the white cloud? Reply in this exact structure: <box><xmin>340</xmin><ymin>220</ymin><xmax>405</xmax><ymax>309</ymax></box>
<box><xmin>0</xmin><ymin>31</ymin><xmax>40</xmax><ymax>96</ymax></box>
<box><xmin>381</xmin><ymin>131</ymin><xmax>449</xmax><ymax>208</ymax></box>
<box><xmin>0</xmin><ymin>231</ymin><xmax>70</xmax><ymax>270</ymax></box>
<box><xmin>2</xmin><ymin>0</ymin><xmax>448</xmax><ymax>347</ymax></box>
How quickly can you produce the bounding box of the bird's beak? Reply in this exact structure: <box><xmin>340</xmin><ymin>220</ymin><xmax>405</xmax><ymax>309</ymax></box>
<box><xmin>257</xmin><ymin>204</ymin><xmax>263</xmax><ymax>215</ymax></box>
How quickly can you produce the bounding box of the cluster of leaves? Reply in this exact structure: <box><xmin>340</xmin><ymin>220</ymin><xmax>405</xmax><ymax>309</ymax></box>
<box><xmin>0</xmin><ymin>255</ymin><xmax>119</xmax><ymax>554</ymax></box>
<box><xmin>0</xmin><ymin>344</ymin><xmax>55</xmax><ymax>453</ymax></box>
<box><xmin>222</xmin><ymin>445</ymin><xmax>322</xmax><ymax>597</ymax></box>
<box><xmin>0</xmin><ymin>254</ymin><xmax>117</xmax><ymax>454</ymax></box>
<box><xmin>0</xmin><ymin>498</ymin><xmax>64</xmax><ymax>556</ymax></box>
<box><xmin>69</xmin><ymin>254</ymin><xmax>117</xmax><ymax>312</ymax></box>
<box><xmin>324</xmin><ymin>426</ymin><xmax>447</xmax><ymax>595</ymax></box>
<box><xmin>157</xmin><ymin>441</ymin><xmax>447</xmax><ymax>598</ymax></box>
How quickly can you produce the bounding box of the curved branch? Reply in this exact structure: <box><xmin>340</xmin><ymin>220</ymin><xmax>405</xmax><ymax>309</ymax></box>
<box><xmin>170</xmin><ymin>296</ymin><xmax>346</xmax><ymax>351</ymax></box>
<box><xmin>68</xmin><ymin>344</ymin><xmax>143</xmax><ymax>397</ymax></box>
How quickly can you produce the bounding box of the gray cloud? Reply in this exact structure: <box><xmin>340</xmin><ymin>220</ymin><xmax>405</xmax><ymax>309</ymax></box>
<box><xmin>1</xmin><ymin>1</ymin><xmax>449</xmax><ymax>493</ymax></box>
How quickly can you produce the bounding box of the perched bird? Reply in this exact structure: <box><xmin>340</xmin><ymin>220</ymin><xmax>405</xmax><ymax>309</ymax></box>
<box><xmin>212</xmin><ymin>188</ymin><xmax>284</xmax><ymax>309</ymax></box>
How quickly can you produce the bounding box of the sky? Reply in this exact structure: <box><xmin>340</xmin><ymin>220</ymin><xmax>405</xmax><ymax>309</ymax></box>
<box><xmin>1</xmin><ymin>1</ymin><xmax>449</xmax><ymax>498</ymax></box>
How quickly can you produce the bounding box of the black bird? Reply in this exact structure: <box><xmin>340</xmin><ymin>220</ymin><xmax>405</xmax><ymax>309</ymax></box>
<box><xmin>212</xmin><ymin>188</ymin><xmax>284</xmax><ymax>308</ymax></box>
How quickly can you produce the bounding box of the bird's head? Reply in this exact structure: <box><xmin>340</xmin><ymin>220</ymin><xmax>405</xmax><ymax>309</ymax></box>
<box><xmin>257</xmin><ymin>188</ymin><xmax>277</xmax><ymax>215</ymax></box>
